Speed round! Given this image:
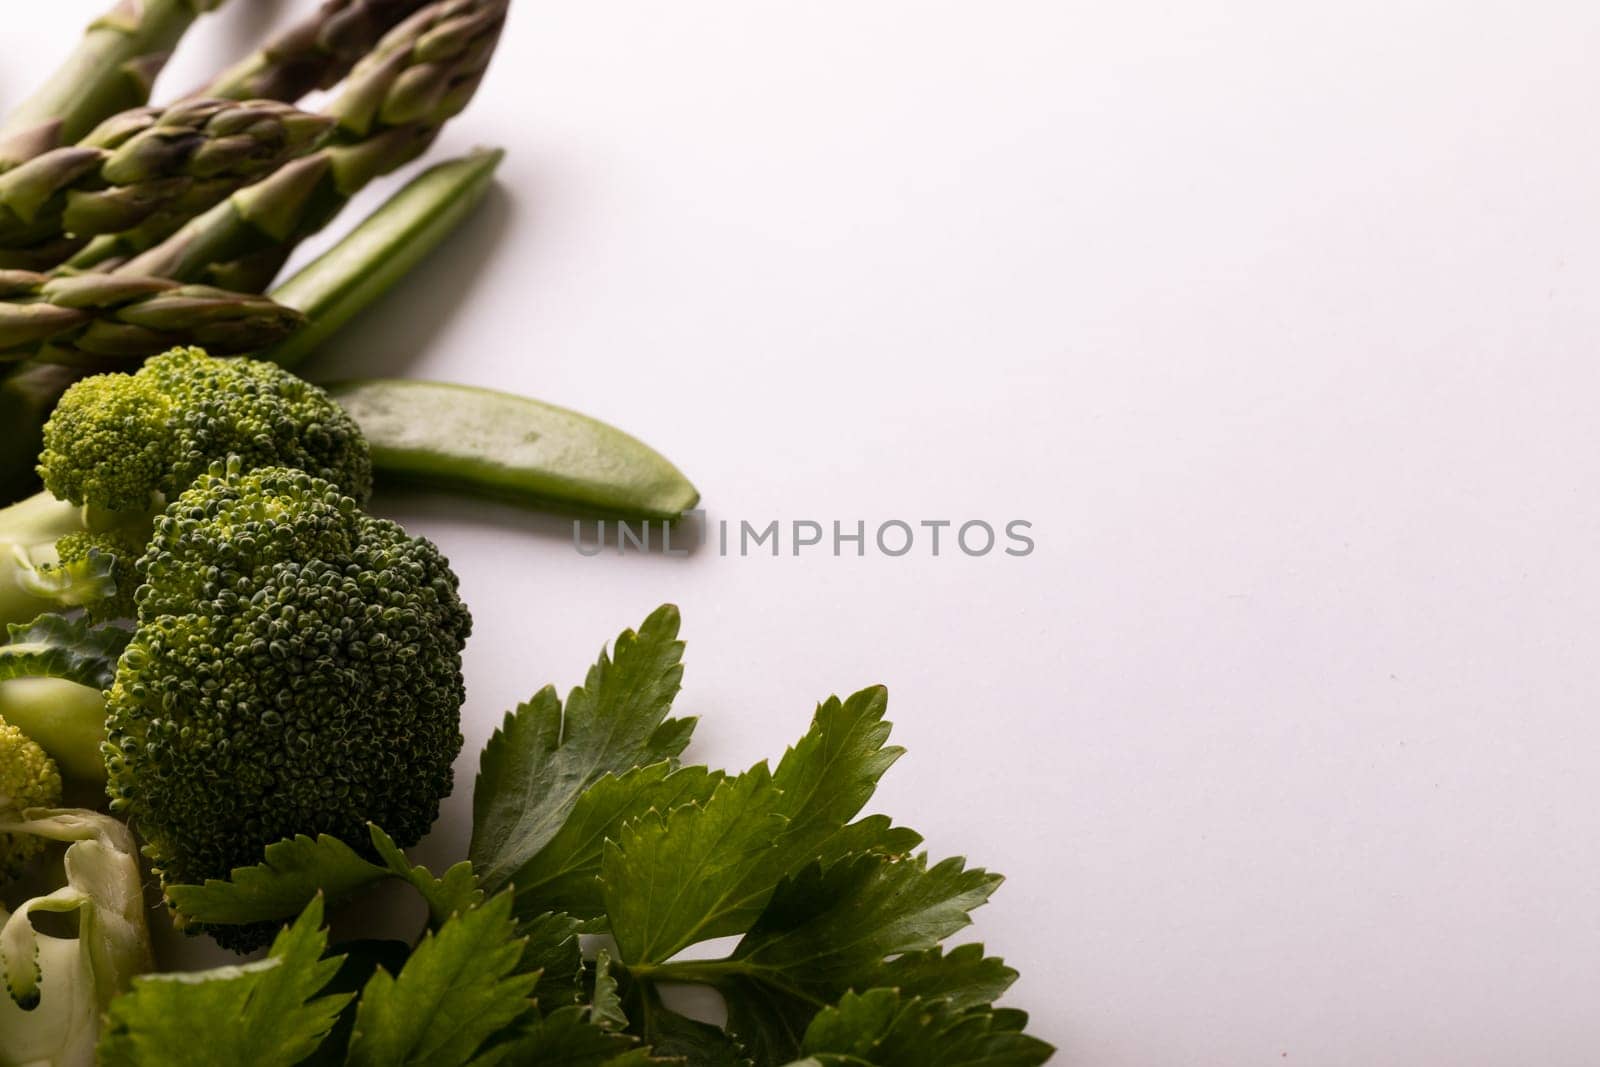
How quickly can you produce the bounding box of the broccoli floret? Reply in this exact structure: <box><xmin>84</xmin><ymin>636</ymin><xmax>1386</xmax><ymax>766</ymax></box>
<box><xmin>38</xmin><ymin>346</ymin><xmax>373</xmax><ymax>514</ymax></box>
<box><xmin>103</xmin><ymin>461</ymin><xmax>471</xmax><ymax>950</ymax></box>
<box><xmin>1</xmin><ymin>347</ymin><xmax>373</xmax><ymax>631</ymax></box>
<box><xmin>33</xmin><ymin>371</ymin><xmax>171</xmax><ymax>515</ymax></box>
<box><xmin>0</xmin><ymin>714</ymin><xmax>63</xmax><ymax>881</ymax></box>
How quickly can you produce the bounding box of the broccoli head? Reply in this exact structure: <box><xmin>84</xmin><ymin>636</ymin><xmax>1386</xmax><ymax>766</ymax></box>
<box><xmin>102</xmin><ymin>461</ymin><xmax>471</xmax><ymax>948</ymax></box>
<box><xmin>38</xmin><ymin>346</ymin><xmax>373</xmax><ymax>514</ymax></box>
<box><xmin>0</xmin><ymin>714</ymin><xmax>63</xmax><ymax>881</ymax></box>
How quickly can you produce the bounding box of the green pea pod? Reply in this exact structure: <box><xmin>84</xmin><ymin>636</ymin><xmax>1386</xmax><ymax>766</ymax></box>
<box><xmin>326</xmin><ymin>379</ymin><xmax>700</xmax><ymax>521</ymax></box>
<box><xmin>261</xmin><ymin>147</ymin><xmax>504</xmax><ymax>371</ymax></box>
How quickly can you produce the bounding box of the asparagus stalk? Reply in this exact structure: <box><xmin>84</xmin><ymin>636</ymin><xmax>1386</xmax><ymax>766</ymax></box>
<box><xmin>0</xmin><ymin>270</ymin><xmax>303</xmax><ymax>368</ymax></box>
<box><xmin>0</xmin><ymin>99</ymin><xmax>333</xmax><ymax>267</ymax></box>
<box><xmin>196</xmin><ymin>0</ymin><xmax>436</xmax><ymax>103</ymax></box>
<box><xmin>60</xmin><ymin>1</ymin><xmax>438</xmax><ymax>273</ymax></box>
<box><xmin>119</xmin><ymin>0</ymin><xmax>509</xmax><ymax>290</ymax></box>
<box><xmin>0</xmin><ymin>0</ymin><xmax>227</xmax><ymax>169</ymax></box>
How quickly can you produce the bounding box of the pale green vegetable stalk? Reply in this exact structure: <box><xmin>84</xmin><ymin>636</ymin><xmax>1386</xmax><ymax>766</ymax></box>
<box><xmin>196</xmin><ymin>0</ymin><xmax>435</xmax><ymax>103</ymax></box>
<box><xmin>0</xmin><ymin>809</ymin><xmax>152</xmax><ymax>1067</ymax></box>
<box><xmin>120</xmin><ymin>0</ymin><xmax>510</xmax><ymax>291</ymax></box>
<box><xmin>0</xmin><ymin>270</ymin><xmax>305</xmax><ymax>369</ymax></box>
<box><xmin>0</xmin><ymin>98</ymin><xmax>333</xmax><ymax>272</ymax></box>
<box><xmin>0</xmin><ymin>0</ymin><xmax>228</xmax><ymax>169</ymax></box>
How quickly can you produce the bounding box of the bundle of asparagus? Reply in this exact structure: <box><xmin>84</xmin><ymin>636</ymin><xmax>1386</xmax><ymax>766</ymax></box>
<box><xmin>0</xmin><ymin>0</ymin><xmax>510</xmax><ymax>503</ymax></box>
<box><xmin>0</xmin><ymin>98</ymin><xmax>334</xmax><ymax>267</ymax></box>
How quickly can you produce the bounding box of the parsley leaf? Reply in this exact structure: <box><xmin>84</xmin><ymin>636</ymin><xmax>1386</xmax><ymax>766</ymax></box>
<box><xmin>512</xmin><ymin>762</ymin><xmax>723</xmax><ymax>922</ymax></box>
<box><xmin>163</xmin><ymin>833</ymin><xmax>387</xmax><ymax>927</ymax></box>
<box><xmin>867</xmin><ymin>944</ymin><xmax>1020</xmax><ymax>1012</ymax></box>
<box><xmin>601</xmin><ymin>688</ymin><xmax>917</xmax><ymax>964</ymax></box>
<box><xmin>477</xmin><ymin>1004</ymin><xmax>661</xmax><ymax>1066</ymax></box>
<box><xmin>519</xmin><ymin>910</ymin><xmax>585</xmax><ymax>1010</ymax></box>
<box><xmin>164</xmin><ymin>824</ymin><xmax>481</xmax><ymax>931</ymax></box>
<box><xmin>471</xmin><ymin>604</ymin><xmax>697</xmax><ymax>897</ymax></box>
<box><xmin>591</xmin><ymin>949</ymin><xmax>628</xmax><ymax>1031</ymax></box>
<box><xmin>345</xmin><ymin>891</ymin><xmax>536</xmax><ymax>1066</ymax></box>
<box><xmin>603</xmin><ymin>767</ymin><xmax>789</xmax><ymax>963</ymax></box>
<box><xmin>98</xmin><ymin>897</ymin><xmax>348</xmax><ymax>1067</ymax></box>
<box><xmin>714</xmin><ymin>853</ymin><xmax>1002</xmax><ymax>1060</ymax></box>
<box><xmin>790</xmin><ymin>988</ymin><xmax>1054</xmax><ymax>1067</ymax></box>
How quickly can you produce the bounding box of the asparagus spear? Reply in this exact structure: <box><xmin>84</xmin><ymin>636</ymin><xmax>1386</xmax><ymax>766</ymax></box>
<box><xmin>119</xmin><ymin>0</ymin><xmax>509</xmax><ymax>290</ymax></box>
<box><xmin>0</xmin><ymin>0</ymin><xmax>228</xmax><ymax>169</ymax></box>
<box><xmin>0</xmin><ymin>270</ymin><xmax>303</xmax><ymax>368</ymax></box>
<box><xmin>0</xmin><ymin>99</ymin><xmax>333</xmax><ymax>267</ymax></box>
<box><xmin>61</xmin><ymin>1</ymin><xmax>439</xmax><ymax>273</ymax></box>
<box><xmin>196</xmin><ymin>0</ymin><xmax>435</xmax><ymax>103</ymax></box>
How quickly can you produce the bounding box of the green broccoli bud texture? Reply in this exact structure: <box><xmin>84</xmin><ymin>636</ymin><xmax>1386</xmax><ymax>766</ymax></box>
<box><xmin>38</xmin><ymin>346</ymin><xmax>374</xmax><ymax>514</ymax></box>
<box><xmin>0</xmin><ymin>714</ymin><xmax>64</xmax><ymax>881</ymax></box>
<box><xmin>103</xmin><ymin>461</ymin><xmax>470</xmax><ymax>949</ymax></box>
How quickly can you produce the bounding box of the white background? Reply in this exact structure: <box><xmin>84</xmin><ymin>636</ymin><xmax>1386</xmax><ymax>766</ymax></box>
<box><xmin>11</xmin><ymin>2</ymin><xmax>1600</xmax><ymax>1063</ymax></box>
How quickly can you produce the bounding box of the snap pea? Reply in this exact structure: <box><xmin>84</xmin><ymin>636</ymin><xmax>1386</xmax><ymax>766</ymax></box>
<box><xmin>327</xmin><ymin>379</ymin><xmax>700</xmax><ymax>520</ymax></box>
<box><xmin>261</xmin><ymin>147</ymin><xmax>505</xmax><ymax>371</ymax></box>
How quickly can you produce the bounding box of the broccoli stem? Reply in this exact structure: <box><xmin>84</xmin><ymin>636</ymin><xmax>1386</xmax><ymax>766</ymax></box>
<box><xmin>0</xmin><ymin>677</ymin><xmax>106</xmax><ymax>783</ymax></box>
<box><xmin>0</xmin><ymin>0</ymin><xmax>226</xmax><ymax>167</ymax></box>
<box><xmin>0</xmin><ymin>490</ymin><xmax>82</xmax><ymax>547</ymax></box>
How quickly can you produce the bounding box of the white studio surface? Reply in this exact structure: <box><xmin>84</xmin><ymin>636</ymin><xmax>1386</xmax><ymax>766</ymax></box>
<box><xmin>8</xmin><ymin>2</ymin><xmax>1600</xmax><ymax>1064</ymax></box>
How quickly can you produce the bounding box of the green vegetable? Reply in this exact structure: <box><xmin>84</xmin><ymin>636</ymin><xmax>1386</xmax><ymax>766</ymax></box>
<box><xmin>0</xmin><ymin>348</ymin><xmax>371</xmax><ymax>639</ymax></box>
<box><xmin>165</xmin><ymin>823</ymin><xmax>482</xmax><ymax>932</ymax></box>
<box><xmin>487</xmin><ymin>1004</ymin><xmax>663</xmax><ymax>1066</ymax></box>
<box><xmin>343</xmin><ymin>891</ymin><xmax>534</xmax><ymax>1067</ymax></box>
<box><xmin>261</xmin><ymin>148</ymin><xmax>504</xmax><ymax>370</ymax></box>
<box><xmin>98</xmin><ymin>896</ymin><xmax>349</xmax><ymax>1067</ymax></box>
<box><xmin>0</xmin><ymin>614</ymin><xmax>132</xmax><ymax>781</ymax></box>
<box><xmin>330</xmin><ymin>379</ymin><xmax>702</xmax><ymax>520</ymax></box>
<box><xmin>196</xmin><ymin>0</ymin><xmax>435</xmax><ymax>103</ymax></box>
<box><xmin>0</xmin><ymin>808</ymin><xmax>153</xmax><ymax>1065</ymax></box>
<box><xmin>0</xmin><ymin>270</ymin><xmax>304</xmax><ymax>368</ymax></box>
<box><xmin>121</xmin><ymin>0</ymin><xmax>510</xmax><ymax>291</ymax></box>
<box><xmin>39</xmin><ymin>346</ymin><xmax>373</xmax><ymax>511</ymax></box>
<box><xmin>100</xmin><ymin>889</ymin><xmax>579</xmax><ymax>1067</ymax></box>
<box><xmin>0</xmin><ymin>97</ymin><xmax>333</xmax><ymax>271</ymax></box>
<box><xmin>469</xmin><ymin>605</ymin><xmax>694</xmax><ymax>898</ymax></box>
<box><xmin>474</xmin><ymin>606</ymin><xmax>1038</xmax><ymax>1061</ymax></box>
<box><xmin>789</xmin><ymin>988</ymin><xmax>1053</xmax><ymax>1067</ymax></box>
<box><xmin>0</xmin><ymin>712</ymin><xmax>63</xmax><ymax>879</ymax></box>
<box><xmin>157</xmin><ymin>605</ymin><xmax>1051</xmax><ymax>1063</ymax></box>
<box><xmin>0</xmin><ymin>144</ymin><xmax>503</xmax><ymax>501</ymax></box>
<box><xmin>0</xmin><ymin>490</ymin><xmax>129</xmax><ymax>628</ymax></box>
<box><xmin>0</xmin><ymin>0</ymin><xmax>226</xmax><ymax>168</ymax></box>
<box><xmin>104</xmin><ymin>460</ymin><xmax>472</xmax><ymax>948</ymax></box>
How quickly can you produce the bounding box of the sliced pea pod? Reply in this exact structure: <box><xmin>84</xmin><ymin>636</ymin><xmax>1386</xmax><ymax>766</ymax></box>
<box><xmin>327</xmin><ymin>379</ymin><xmax>700</xmax><ymax>521</ymax></box>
